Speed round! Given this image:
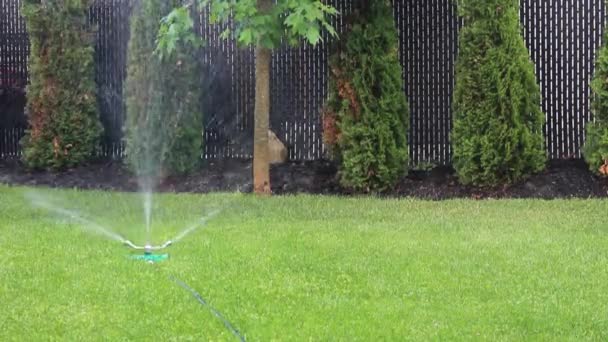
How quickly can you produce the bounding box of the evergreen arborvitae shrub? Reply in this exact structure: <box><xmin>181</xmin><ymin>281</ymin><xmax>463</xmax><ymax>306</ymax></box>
<box><xmin>583</xmin><ymin>27</ymin><xmax>608</xmax><ymax>176</ymax></box>
<box><xmin>452</xmin><ymin>0</ymin><xmax>546</xmax><ymax>186</ymax></box>
<box><xmin>21</xmin><ymin>0</ymin><xmax>102</xmax><ymax>169</ymax></box>
<box><xmin>125</xmin><ymin>0</ymin><xmax>203</xmax><ymax>180</ymax></box>
<box><xmin>322</xmin><ymin>0</ymin><xmax>409</xmax><ymax>192</ymax></box>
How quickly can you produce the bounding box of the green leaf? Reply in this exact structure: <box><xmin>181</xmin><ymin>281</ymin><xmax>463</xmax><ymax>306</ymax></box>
<box><xmin>156</xmin><ymin>0</ymin><xmax>338</xmax><ymax>50</ymax></box>
<box><xmin>305</xmin><ymin>26</ymin><xmax>321</xmax><ymax>45</ymax></box>
<box><xmin>238</xmin><ymin>28</ymin><xmax>254</xmax><ymax>45</ymax></box>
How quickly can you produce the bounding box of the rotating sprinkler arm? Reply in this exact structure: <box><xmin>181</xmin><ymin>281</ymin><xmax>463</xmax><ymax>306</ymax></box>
<box><xmin>123</xmin><ymin>208</ymin><xmax>219</xmax><ymax>254</ymax></box>
<box><xmin>158</xmin><ymin>240</ymin><xmax>173</xmax><ymax>249</ymax></box>
<box><xmin>123</xmin><ymin>239</ymin><xmax>173</xmax><ymax>251</ymax></box>
<box><xmin>123</xmin><ymin>240</ymin><xmax>143</xmax><ymax>250</ymax></box>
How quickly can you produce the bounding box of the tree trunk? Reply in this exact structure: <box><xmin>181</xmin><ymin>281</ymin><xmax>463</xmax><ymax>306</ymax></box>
<box><xmin>253</xmin><ymin>36</ymin><xmax>271</xmax><ymax>195</ymax></box>
<box><xmin>253</xmin><ymin>0</ymin><xmax>273</xmax><ymax>195</ymax></box>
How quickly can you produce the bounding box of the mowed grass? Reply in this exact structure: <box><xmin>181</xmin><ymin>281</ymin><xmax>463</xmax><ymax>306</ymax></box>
<box><xmin>1</xmin><ymin>185</ymin><xmax>608</xmax><ymax>341</ymax></box>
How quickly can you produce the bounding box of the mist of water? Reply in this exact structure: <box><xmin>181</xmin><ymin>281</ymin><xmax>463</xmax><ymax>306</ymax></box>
<box><xmin>25</xmin><ymin>192</ymin><xmax>125</xmax><ymax>243</ymax></box>
<box><xmin>133</xmin><ymin>110</ymin><xmax>163</xmax><ymax>246</ymax></box>
<box><xmin>143</xmin><ymin>188</ymin><xmax>152</xmax><ymax>244</ymax></box>
<box><xmin>172</xmin><ymin>209</ymin><xmax>221</xmax><ymax>243</ymax></box>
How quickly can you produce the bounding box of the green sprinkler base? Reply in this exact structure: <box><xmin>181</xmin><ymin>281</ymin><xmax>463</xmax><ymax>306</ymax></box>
<box><xmin>130</xmin><ymin>253</ymin><xmax>169</xmax><ymax>263</ymax></box>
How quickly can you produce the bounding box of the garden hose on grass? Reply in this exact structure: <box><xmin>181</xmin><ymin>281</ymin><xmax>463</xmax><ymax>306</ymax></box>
<box><xmin>169</xmin><ymin>275</ymin><xmax>246</xmax><ymax>342</ymax></box>
<box><xmin>135</xmin><ymin>248</ymin><xmax>245</xmax><ymax>340</ymax></box>
<box><xmin>119</xmin><ymin>207</ymin><xmax>244</xmax><ymax>340</ymax></box>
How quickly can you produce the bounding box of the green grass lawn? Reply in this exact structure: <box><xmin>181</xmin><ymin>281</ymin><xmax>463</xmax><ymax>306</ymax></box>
<box><xmin>1</xmin><ymin>185</ymin><xmax>608</xmax><ymax>341</ymax></box>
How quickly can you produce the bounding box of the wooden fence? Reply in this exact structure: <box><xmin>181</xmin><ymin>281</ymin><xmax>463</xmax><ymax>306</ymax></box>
<box><xmin>0</xmin><ymin>0</ymin><xmax>606</xmax><ymax>164</ymax></box>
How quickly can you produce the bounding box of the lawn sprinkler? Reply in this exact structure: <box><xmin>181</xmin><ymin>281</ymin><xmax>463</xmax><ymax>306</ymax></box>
<box><xmin>123</xmin><ymin>239</ymin><xmax>172</xmax><ymax>263</ymax></box>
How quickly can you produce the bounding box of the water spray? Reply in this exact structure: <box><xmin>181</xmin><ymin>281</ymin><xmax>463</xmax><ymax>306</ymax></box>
<box><xmin>26</xmin><ymin>190</ymin><xmax>243</xmax><ymax>336</ymax></box>
<box><xmin>27</xmin><ymin>190</ymin><xmax>222</xmax><ymax>264</ymax></box>
<box><xmin>122</xmin><ymin>209</ymin><xmax>221</xmax><ymax>263</ymax></box>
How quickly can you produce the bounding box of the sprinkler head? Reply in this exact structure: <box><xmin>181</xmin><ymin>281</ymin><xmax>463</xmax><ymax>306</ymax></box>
<box><xmin>123</xmin><ymin>240</ymin><xmax>172</xmax><ymax>251</ymax></box>
<box><xmin>123</xmin><ymin>240</ymin><xmax>172</xmax><ymax>263</ymax></box>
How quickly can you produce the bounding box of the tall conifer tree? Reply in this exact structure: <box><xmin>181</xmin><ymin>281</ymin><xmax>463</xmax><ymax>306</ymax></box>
<box><xmin>21</xmin><ymin>0</ymin><xmax>102</xmax><ymax>169</ymax></box>
<box><xmin>125</xmin><ymin>0</ymin><xmax>203</xmax><ymax>180</ymax></box>
<box><xmin>583</xmin><ymin>26</ymin><xmax>608</xmax><ymax>176</ymax></box>
<box><xmin>452</xmin><ymin>0</ymin><xmax>546</xmax><ymax>186</ymax></box>
<box><xmin>322</xmin><ymin>0</ymin><xmax>409</xmax><ymax>192</ymax></box>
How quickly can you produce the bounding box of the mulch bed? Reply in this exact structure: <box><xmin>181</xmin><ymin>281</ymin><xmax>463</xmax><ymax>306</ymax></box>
<box><xmin>1</xmin><ymin>158</ymin><xmax>607</xmax><ymax>199</ymax></box>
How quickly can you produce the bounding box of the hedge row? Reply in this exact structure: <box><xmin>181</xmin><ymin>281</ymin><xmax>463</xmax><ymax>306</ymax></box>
<box><xmin>20</xmin><ymin>0</ymin><xmax>608</xmax><ymax>190</ymax></box>
<box><xmin>20</xmin><ymin>0</ymin><xmax>203</xmax><ymax>182</ymax></box>
<box><xmin>325</xmin><ymin>0</ymin><xmax>608</xmax><ymax>191</ymax></box>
